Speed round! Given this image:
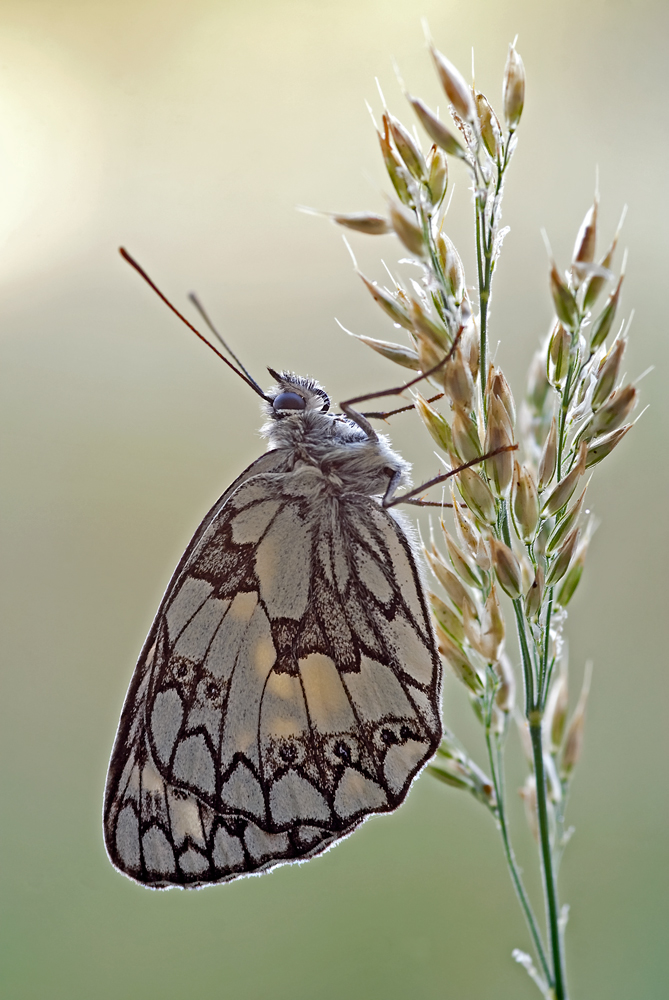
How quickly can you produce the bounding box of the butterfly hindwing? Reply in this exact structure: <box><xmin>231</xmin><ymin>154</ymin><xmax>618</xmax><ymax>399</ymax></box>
<box><xmin>104</xmin><ymin>458</ymin><xmax>441</xmax><ymax>888</ymax></box>
<box><xmin>106</xmin><ymin>641</ymin><xmax>350</xmax><ymax>887</ymax></box>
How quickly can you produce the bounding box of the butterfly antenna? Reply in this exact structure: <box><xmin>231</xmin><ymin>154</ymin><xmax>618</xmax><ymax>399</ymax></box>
<box><xmin>187</xmin><ymin>291</ymin><xmax>265</xmax><ymax>396</ymax></box>
<box><xmin>119</xmin><ymin>248</ymin><xmax>271</xmax><ymax>401</ymax></box>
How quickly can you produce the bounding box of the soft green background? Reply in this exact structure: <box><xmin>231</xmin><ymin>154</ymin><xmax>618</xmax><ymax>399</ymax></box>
<box><xmin>1</xmin><ymin>1</ymin><xmax>667</xmax><ymax>997</ymax></box>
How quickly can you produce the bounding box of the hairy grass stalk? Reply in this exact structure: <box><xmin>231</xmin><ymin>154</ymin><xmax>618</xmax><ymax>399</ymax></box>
<box><xmin>314</xmin><ymin>30</ymin><xmax>638</xmax><ymax>998</ymax></box>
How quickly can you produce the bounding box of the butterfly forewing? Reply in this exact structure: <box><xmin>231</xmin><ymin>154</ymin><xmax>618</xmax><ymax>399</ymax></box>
<box><xmin>104</xmin><ymin>455</ymin><xmax>441</xmax><ymax>888</ymax></box>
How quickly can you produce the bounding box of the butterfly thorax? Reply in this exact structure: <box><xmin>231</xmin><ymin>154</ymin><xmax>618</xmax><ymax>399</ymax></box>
<box><xmin>261</xmin><ymin>372</ymin><xmax>410</xmax><ymax>500</ymax></box>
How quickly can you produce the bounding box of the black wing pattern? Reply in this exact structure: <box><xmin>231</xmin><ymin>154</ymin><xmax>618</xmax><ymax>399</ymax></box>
<box><xmin>104</xmin><ymin>459</ymin><xmax>441</xmax><ymax>887</ymax></box>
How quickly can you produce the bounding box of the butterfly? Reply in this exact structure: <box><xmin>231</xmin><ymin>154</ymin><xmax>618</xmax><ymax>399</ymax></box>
<box><xmin>103</xmin><ymin>251</ymin><xmax>443</xmax><ymax>889</ymax></box>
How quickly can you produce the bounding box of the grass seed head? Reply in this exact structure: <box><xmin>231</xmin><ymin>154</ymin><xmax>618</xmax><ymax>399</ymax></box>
<box><xmin>478</xmin><ymin>583</ymin><xmax>506</xmax><ymax>662</ymax></box>
<box><xmin>548</xmin><ymin>322</ymin><xmax>571</xmax><ymax>387</ymax></box>
<box><xmin>388</xmin><ymin>200</ymin><xmax>426</xmax><ymax>257</ymax></box>
<box><xmin>426</xmin><ymin>546</ymin><xmax>478</xmax><ymax>618</ymax></box>
<box><xmin>452</xmin><ymin>487</ymin><xmax>491</xmax><ymax>570</ymax></box>
<box><xmin>443</xmin><ymin>344</ymin><xmax>475</xmax><ymax>410</ymax></box>
<box><xmin>550</xmin><ymin>262</ymin><xmax>579</xmax><ymax>330</ymax></box>
<box><xmin>490</xmin><ymin>537</ymin><xmax>524</xmax><ymax>600</ymax></box>
<box><xmin>428</xmin><ymin>762</ymin><xmax>470</xmax><ymax>791</ymax></box>
<box><xmin>590</xmin><ymin>272</ymin><xmax>624</xmax><ymax>350</ymax></box>
<box><xmin>555</xmin><ymin>540</ymin><xmax>588</xmax><ymax>606</ymax></box>
<box><xmin>331</xmin><ymin>212</ymin><xmax>392</xmax><ymax>235</ymax></box>
<box><xmin>429</xmin><ymin>45</ymin><xmax>477</xmax><ymax>123</ymax></box>
<box><xmin>502</xmin><ymin>42</ymin><xmax>525</xmax><ymax>130</ymax></box>
<box><xmin>583</xmin><ymin>227</ymin><xmax>620</xmax><ymax>310</ymax></box>
<box><xmin>451</xmin><ymin>406</ymin><xmax>482</xmax><ymax>463</ymax></box>
<box><xmin>561</xmin><ymin>663</ymin><xmax>592</xmax><ymax>777</ymax></box>
<box><xmin>427</xmin><ymin>145</ymin><xmax>449</xmax><ymax>205</ymax></box>
<box><xmin>545</xmin><ymin>659</ymin><xmax>569</xmax><ymax>753</ymax></box>
<box><xmin>408</xmin><ymin>94</ymin><xmax>467</xmax><ymax>157</ymax></box>
<box><xmin>430</xmin><ymin>748</ymin><xmax>496</xmax><ymax>806</ymax></box>
<box><xmin>587</xmin><ymin>384</ymin><xmax>637</xmax><ymax>437</ymax></box>
<box><xmin>442</xmin><ymin>527</ymin><xmax>484</xmax><ymax>588</ymax></box>
<box><xmin>512</xmin><ymin>461</ymin><xmax>540</xmax><ymax>541</ymax></box>
<box><xmin>585</xmin><ymin>424</ymin><xmax>632</xmax><ymax>468</ymax></box>
<box><xmin>542</xmin><ymin>441</ymin><xmax>587</xmax><ymax>516</ymax></box>
<box><xmin>377</xmin><ymin>124</ymin><xmax>412</xmax><ymax>206</ymax></box>
<box><xmin>493</xmin><ymin>652</ymin><xmax>516</xmax><ymax>716</ymax></box>
<box><xmin>547</xmin><ymin>484</ymin><xmax>588</xmax><ymax>553</ymax></box>
<box><xmin>488</xmin><ymin>366</ymin><xmax>516</xmax><ymax>428</ymax></box>
<box><xmin>572</xmin><ymin>199</ymin><xmax>598</xmax><ymax>268</ymax></box>
<box><xmin>358</xmin><ymin>272</ymin><xmax>413</xmax><ymax>329</ymax></box>
<box><xmin>409</xmin><ymin>297</ymin><xmax>449</xmax><ymax>347</ymax></box>
<box><xmin>475</xmin><ymin>90</ymin><xmax>502</xmax><ymax>159</ymax></box>
<box><xmin>436</xmin><ymin>626</ymin><xmax>483</xmax><ymax>694</ymax></box>
<box><xmin>484</xmin><ymin>394</ymin><xmax>515</xmax><ymax>496</ymax></box>
<box><xmin>351</xmin><ymin>333</ymin><xmax>422</xmax><ymax>370</ymax></box>
<box><xmin>526</xmin><ymin>345</ymin><xmax>552</xmax><ymax>416</ymax></box>
<box><xmin>415</xmin><ymin>393</ymin><xmax>454</xmax><ymax>452</ymax></box>
<box><xmin>538</xmin><ymin>416</ymin><xmax>558</xmax><ymax>490</ymax></box>
<box><xmin>456</xmin><ymin>465</ymin><xmax>497</xmax><ymax>525</ymax></box>
<box><xmin>460</xmin><ymin>317</ymin><xmax>480</xmax><ymax>382</ymax></box>
<box><xmin>436</xmin><ymin>232</ymin><xmax>466</xmax><ymax>302</ymax></box>
<box><xmin>524</xmin><ymin>563</ymin><xmax>545</xmax><ymax>620</ymax></box>
<box><xmin>416</xmin><ymin>330</ymin><xmax>448</xmax><ymax>374</ymax></box>
<box><xmin>386</xmin><ymin>112</ymin><xmax>426</xmax><ymax>181</ymax></box>
<box><xmin>592</xmin><ymin>335</ymin><xmax>626</xmax><ymax>408</ymax></box>
<box><xmin>545</xmin><ymin>526</ymin><xmax>581</xmax><ymax>586</ymax></box>
<box><xmin>430</xmin><ymin>593</ymin><xmax>465</xmax><ymax>644</ymax></box>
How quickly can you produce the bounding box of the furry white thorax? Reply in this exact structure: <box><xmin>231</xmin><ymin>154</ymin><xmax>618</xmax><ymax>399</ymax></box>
<box><xmin>260</xmin><ymin>372</ymin><xmax>411</xmax><ymax>499</ymax></box>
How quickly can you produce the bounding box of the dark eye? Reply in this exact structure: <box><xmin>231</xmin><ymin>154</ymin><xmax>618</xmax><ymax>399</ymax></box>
<box><xmin>273</xmin><ymin>391</ymin><xmax>306</xmax><ymax>411</ymax></box>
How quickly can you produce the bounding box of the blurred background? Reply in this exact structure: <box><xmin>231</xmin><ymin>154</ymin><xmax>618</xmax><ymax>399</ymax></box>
<box><xmin>1</xmin><ymin>1</ymin><xmax>667</xmax><ymax>997</ymax></box>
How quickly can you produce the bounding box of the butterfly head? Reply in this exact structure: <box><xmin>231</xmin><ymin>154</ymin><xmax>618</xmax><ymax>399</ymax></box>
<box><xmin>266</xmin><ymin>369</ymin><xmax>330</xmax><ymax>417</ymax></box>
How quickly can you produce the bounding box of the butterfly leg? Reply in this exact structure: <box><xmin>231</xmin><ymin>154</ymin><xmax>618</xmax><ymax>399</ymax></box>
<box><xmin>380</xmin><ymin>472</ymin><xmax>460</xmax><ymax>506</ymax></box>
<box><xmin>361</xmin><ymin>392</ymin><xmax>444</xmax><ymax>422</ymax></box>
<box><xmin>381</xmin><ymin>468</ymin><xmax>405</xmax><ymax>505</ymax></box>
<box><xmin>338</xmin><ymin>332</ymin><xmax>463</xmax><ymax>436</ymax></box>
<box><xmin>383</xmin><ymin>445</ymin><xmax>518</xmax><ymax>509</ymax></box>
<box><xmin>399</xmin><ymin>497</ymin><xmax>455</xmax><ymax>508</ymax></box>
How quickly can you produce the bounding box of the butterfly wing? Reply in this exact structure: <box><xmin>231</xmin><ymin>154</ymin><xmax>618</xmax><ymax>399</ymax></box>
<box><xmin>104</xmin><ymin>462</ymin><xmax>441</xmax><ymax>888</ymax></box>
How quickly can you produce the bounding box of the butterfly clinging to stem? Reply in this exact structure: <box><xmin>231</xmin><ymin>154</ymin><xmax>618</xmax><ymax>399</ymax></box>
<box><xmin>103</xmin><ymin>250</ymin><xmax>511</xmax><ymax>888</ymax></box>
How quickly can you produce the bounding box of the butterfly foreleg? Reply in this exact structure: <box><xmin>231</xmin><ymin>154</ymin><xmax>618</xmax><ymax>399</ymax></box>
<box><xmin>360</xmin><ymin>392</ymin><xmax>445</xmax><ymax>422</ymax></box>
<box><xmin>338</xmin><ymin>328</ymin><xmax>463</xmax><ymax>435</ymax></box>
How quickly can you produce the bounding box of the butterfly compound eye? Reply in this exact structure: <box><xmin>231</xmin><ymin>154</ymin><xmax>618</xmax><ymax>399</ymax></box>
<box><xmin>273</xmin><ymin>391</ymin><xmax>306</xmax><ymax>412</ymax></box>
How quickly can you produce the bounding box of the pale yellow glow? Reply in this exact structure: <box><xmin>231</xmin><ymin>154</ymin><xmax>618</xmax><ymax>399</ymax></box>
<box><xmin>300</xmin><ymin>653</ymin><xmax>355</xmax><ymax>732</ymax></box>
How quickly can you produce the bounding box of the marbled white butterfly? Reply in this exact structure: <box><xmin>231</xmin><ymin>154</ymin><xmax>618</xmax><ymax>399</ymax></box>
<box><xmin>103</xmin><ymin>251</ymin><xmax>443</xmax><ymax>888</ymax></box>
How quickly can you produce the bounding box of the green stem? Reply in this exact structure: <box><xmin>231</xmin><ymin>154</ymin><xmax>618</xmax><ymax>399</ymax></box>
<box><xmin>475</xmin><ymin>147</ymin><xmax>510</xmax><ymax>422</ymax></box>
<box><xmin>530</xmin><ymin>721</ymin><xmax>568</xmax><ymax>1000</ymax></box>
<box><xmin>501</xmin><ymin>505</ymin><xmax>536</xmax><ymax>712</ymax></box>
<box><xmin>470</xmin><ymin>134</ymin><xmax>569</xmax><ymax>999</ymax></box>
<box><xmin>475</xmin><ymin>200</ymin><xmax>487</xmax><ymax>412</ymax></box>
<box><xmin>556</xmin><ymin>365</ymin><xmax>573</xmax><ymax>481</ymax></box>
<box><xmin>501</xmin><ymin>500</ymin><xmax>567</xmax><ymax>994</ymax></box>
<box><xmin>484</xmin><ymin>727</ymin><xmax>551</xmax><ymax>983</ymax></box>
<box><xmin>540</xmin><ymin>589</ymin><xmax>554</xmax><ymax>706</ymax></box>
<box><xmin>556</xmin><ymin>319</ymin><xmax>585</xmax><ymax>479</ymax></box>
<box><xmin>513</xmin><ymin>598</ymin><xmax>535</xmax><ymax>715</ymax></box>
